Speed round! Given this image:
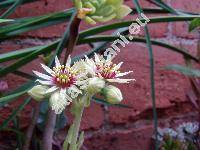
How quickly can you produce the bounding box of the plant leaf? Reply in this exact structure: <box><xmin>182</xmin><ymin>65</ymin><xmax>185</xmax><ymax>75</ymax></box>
<box><xmin>0</xmin><ymin>0</ymin><xmax>23</xmax><ymax>18</ymax></box>
<box><xmin>165</xmin><ymin>64</ymin><xmax>200</xmax><ymax>77</ymax></box>
<box><xmin>189</xmin><ymin>18</ymin><xmax>200</xmax><ymax>31</ymax></box>
<box><xmin>0</xmin><ymin>18</ymin><xmax>13</xmax><ymax>23</ymax></box>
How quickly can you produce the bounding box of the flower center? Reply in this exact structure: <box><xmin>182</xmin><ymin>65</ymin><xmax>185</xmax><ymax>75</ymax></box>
<box><xmin>96</xmin><ymin>64</ymin><xmax>119</xmax><ymax>79</ymax></box>
<box><xmin>52</xmin><ymin>65</ymin><xmax>76</xmax><ymax>89</ymax></box>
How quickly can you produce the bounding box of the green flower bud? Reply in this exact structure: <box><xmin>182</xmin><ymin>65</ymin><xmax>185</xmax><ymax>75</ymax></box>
<box><xmin>28</xmin><ymin>85</ymin><xmax>48</xmax><ymax>101</ymax></box>
<box><xmin>74</xmin><ymin>0</ymin><xmax>132</xmax><ymax>24</ymax></box>
<box><xmin>87</xmin><ymin>77</ymin><xmax>105</xmax><ymax>95</ymax></box>
<box><xmin>102</xmin><ymin>85</ymin><xmax>123</xmax><ymax>104</ymax></box>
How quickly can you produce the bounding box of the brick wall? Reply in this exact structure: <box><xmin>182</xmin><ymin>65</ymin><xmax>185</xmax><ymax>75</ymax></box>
<box><xmin>0</xmin><ymin>0</ymin><xmax>200</xmax><ymax>149</ymax></box>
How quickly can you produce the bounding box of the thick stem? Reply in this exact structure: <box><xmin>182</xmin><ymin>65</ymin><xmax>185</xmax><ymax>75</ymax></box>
<box><xmin>23</xmin><ymin>102</ymin><xmax>41</xmax><ymax>150</ymax></box>
<box><xmin>69</xmin><ymin>102</ymin><xmax>85</xmax><ymax>150</ymax></box>
<box><xmin>41</xmin><ymin>109</ymin><xmax>57</xmax><ymax>150</ymax></box>
<box><xmin>63</xmin><ymin>16</ymin><xmax>81</xmax><ymax>64</ymax></box>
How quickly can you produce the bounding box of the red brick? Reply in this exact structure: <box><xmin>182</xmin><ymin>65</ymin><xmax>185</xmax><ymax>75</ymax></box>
<box><xmin>66</xmin><ymin>103</ymin><xmax>104</xmax><ymax>130</ymax></box>
<box><xmin>107</xmin><ymin>43</ymin><xmax>191</xmax><ymax>124</ymax></box>
<box><xmin>171</xmin><ymin>0</ymin><xmax>200</xmax><ymax>13</ymax></box>
<box><xmin>172</xmin><ymin>22</ymin><xmax>199</xmax><ymax>39</ymax></box>
<box><xmin>170</xmin><ymin>0</ymin><xmax>200</xmax><ymax>39</ymax></box>
<box><xmin>139</xmin><ymin>22</ymin><xmax>168</xmax><ymax>37</ymax></box>
<box><xmin>84</xmin><ymin>126</ymin><xmax>154</xmax><ymax>150</ymax></box>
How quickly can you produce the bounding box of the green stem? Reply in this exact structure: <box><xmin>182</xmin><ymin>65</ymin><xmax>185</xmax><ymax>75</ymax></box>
<box><xmin>69</xmin><ymin>101</ymin><xmax>85</xmax><ymax>150</ymax></box>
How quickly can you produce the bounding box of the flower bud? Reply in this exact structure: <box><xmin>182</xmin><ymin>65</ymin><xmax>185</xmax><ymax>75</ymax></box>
<box><xmin>28</xmin><ymin>85</ymin><xmax>48</xmax><ymax>101</ymax></box>
<box><xmin>102</xmin><ymin>85</ymin><xmax>123</xmax><ymax>104</ymax></box>
<box><xmin>87</xmin><ymin>77</ymin><xmax>105</xmax><ymax>95</ymax></box>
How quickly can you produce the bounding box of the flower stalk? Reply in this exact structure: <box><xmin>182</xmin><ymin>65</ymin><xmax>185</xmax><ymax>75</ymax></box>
<box><xmin>63</xmin><ymin>96</ymin><xmax>87</xmax><ymax>150</ymax></box>
<box><xmin>69</xmin><ymin>98</ymin><xmax>85</xmax><ymax>150</ymax></box>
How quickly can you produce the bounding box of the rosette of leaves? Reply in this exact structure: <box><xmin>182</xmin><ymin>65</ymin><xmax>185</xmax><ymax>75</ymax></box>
<box><xmin>73</xmin><ymin>0</ymin><xmax>132</xmax><ymax>24</ymax></box>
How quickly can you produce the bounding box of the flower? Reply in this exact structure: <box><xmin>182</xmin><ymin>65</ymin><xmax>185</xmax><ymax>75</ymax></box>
<box><xmin>102</xmin><ymin>85</ymin><xmax>123</xmax><ymax>104</ymax></box>
<box><xmin>30</xmin><ymin>56</ymin><xmax>86</xmax><ymax>114</ymax></box>
<box><xmin>83</xmin><ymin>54</ymin><xmax>135</xmax><ymax>83</ymax></box>
<box><xmin>74</xmin><ymin>0</ymin><xmax>132</xmax><ymax>25</ymax></box>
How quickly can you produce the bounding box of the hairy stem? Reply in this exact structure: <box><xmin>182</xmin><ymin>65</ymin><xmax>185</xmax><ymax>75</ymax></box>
<box><xmin>23</xmin><ymin>102</ymin><xmax>41</xmax><ymax>150</ymax></box>
<box><xmin>41</xmin><ymin>109</ymin><xmax>57</xmax><ymax>150</ymax></box>
<box><xmin>69</xmin><ymin>101</ymin><xmax>85</xmax><ymax>150</ymax></box>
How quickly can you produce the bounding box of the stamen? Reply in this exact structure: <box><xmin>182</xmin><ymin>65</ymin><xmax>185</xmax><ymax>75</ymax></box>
<box><xmin>53</xmin><ymin>65</ymin><xmax>76</xmax><ymax>88</ymax></box>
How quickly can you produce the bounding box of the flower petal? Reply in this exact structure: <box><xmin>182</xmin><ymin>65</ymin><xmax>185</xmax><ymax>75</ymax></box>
<box><xmin>33</xmin><ymin>71</ymin><xmax>52</xmax><ymax>80</ymax></box>
<box><xmin>94</xmin><ymin>53</ymin><xmax>101</xmax><ymax>64</ymax></box>
<box><xmin>113</xmin><ymin>62</ymin><xmax>123</xmax><ymax>70</ymax></box>
<box><xmin>55</xmin><ymin>56</ymin><xmax>61</xmax><ymax>67</ymax></box>
<box><xmin>107</xmin><ymin>78</ymin><xmax>135</xmax><ymax>83</ymax></box>
<box><xmin>41</xmin><ymin>64</ymin><xmax>54</xmax><ymax>75</ymax></box>
<box><xmin>65</xmin><ymin>55</ymin><xmax>71</xmax><ymax>67</ymax></box>
<box><xmin>36</xmin><ymin>79</ymin><xmax>53</xmax><ymax>85</ymax></box>
<box><xmin>45</xmin><ymin>86</ymin><xmax>58</xmax><ymax>94</ymax></box>
<box><xmin>116</xmin><ymin>71</ymin><xmax>133</xmax><ymax>77</ymax></box>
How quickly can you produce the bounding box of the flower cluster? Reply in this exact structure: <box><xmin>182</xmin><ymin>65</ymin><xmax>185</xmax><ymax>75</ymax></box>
<box><xmin>28</xmin><ymin>54</ymin><xmax>134</xmax><ymax>114</ymax></box>
<box><xmin>74</xmin><ymin>0</ymin><xmax>132</xmax><ymax>24</ymax></box>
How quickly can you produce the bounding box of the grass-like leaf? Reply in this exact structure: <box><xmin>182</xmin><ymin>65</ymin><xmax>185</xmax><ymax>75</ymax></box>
<box><xmin>0</xmin><ymin>0</ymin><xmax>23</xmax><ymax>18</ymax></box>
<box><xmin>0</xmin><ymin>18</ymin><xmax>13</xmax><ymax>23</ymax></box>
<box><xmin>78</xmin><ymin>35</ymin><xmax>198</xmax><ymax>62</ymax></box>
<box><xmin>165</xmin><ymin>64</ymin><xmax>200</xmax><ymax>77</ymax></box>
<box><xmin>0</xmin><ymin>0</ymin><xmax>36</xmax><ymax>9</ymax></box>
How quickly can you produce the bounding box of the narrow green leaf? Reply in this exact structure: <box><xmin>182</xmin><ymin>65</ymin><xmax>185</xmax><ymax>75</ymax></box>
<box><xmin>0</xmin><ymin>90</ymin><xmax>27</xmax><ymax>104</ymax></box>
<box><xmin>78</xmin><ymin>35</ymin><xmax>199</xmax><ymax>62</ymax></box>
<box><xmin>0</xmin><ymin>0</ymin><xmax>36</xmax><ymax>9</ymax></box>
<box><xmin>165</xmin><ymin>64</ymin><xmax>200</xmax><ymax>77</ymax></box>
<box><xmin>0</xmin><ymin>41</ymin><xmax>54</xmax><ymax>63</ymax></box>
<box><xmin>0</xmin><ymin>0</ymin><xmax>23</xmax><ymax>18</ymax></box>
<box><xmin>149</xmin><ymin>0</ymin><xmax>178</xmax><ymax>14</ymax></box>
<box><xmin>0</xmin><ymin>40</ymin><xmax>58</xmax><ymax>77</ymax></box>
<box><xmin>0</xmin><ymin>97</ymin><xmax>31</xmax><ymax>130</ymax></box>
<box><xmin>0</xmin><ymin>18</ymin><xmax>13</xmax><ymax>23</ymax></box>
<box><xmin>0</xmin><ymin>15</ymin><xmax>199</xmax><ymax>39</ymax></box>
<box><xmin>0</xmin><ymin>9</ymin><xmax>74</xmax><ymax>38</ymax></box>
<box><xmin>189</xmin><ymin>18</ymin><xmax>200</xmax><ymax>31</ymax></box>
<box><xmin>79</xmin><ymin>15</ymin><xmax>200</xmax><ymax>38</ymax></box>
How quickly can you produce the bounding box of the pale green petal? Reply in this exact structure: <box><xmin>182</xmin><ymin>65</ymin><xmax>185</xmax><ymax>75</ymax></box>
<box><xmin>115</xmin><ymin>5</ymin><xmax>132</xmax><ymax>19</ymax></box>
<box><xmin>84</xmin><ymin>16</ymin><xmax>96</xmax><ymax>25</ymax></box>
